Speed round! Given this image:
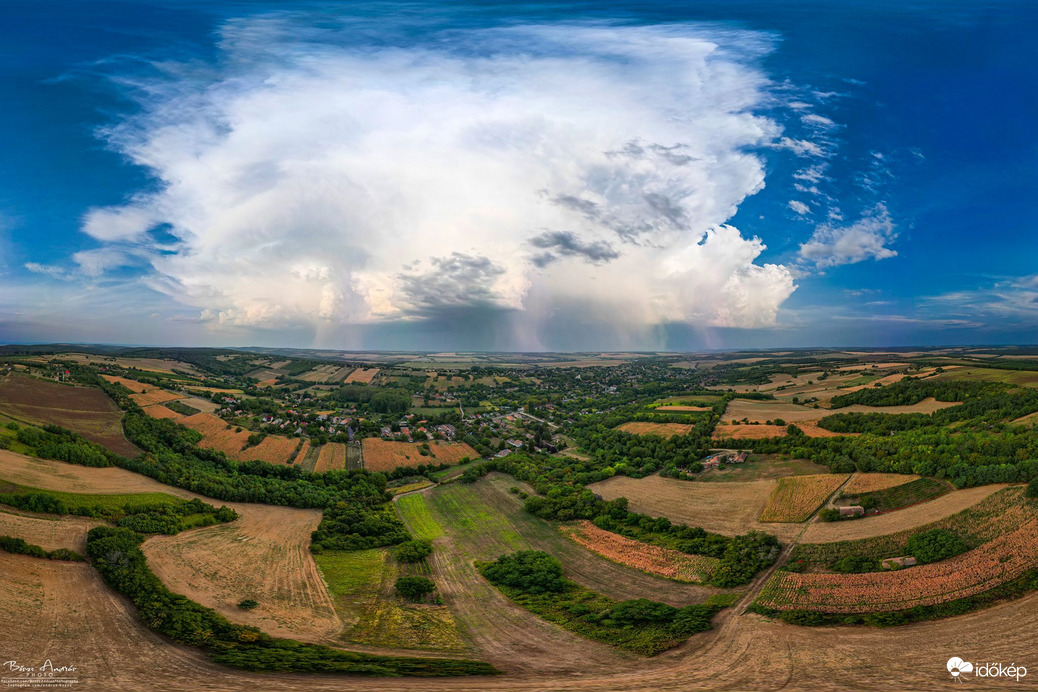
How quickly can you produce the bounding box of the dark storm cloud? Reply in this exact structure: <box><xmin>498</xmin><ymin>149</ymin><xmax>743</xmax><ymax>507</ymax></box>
<box><xmin>397</xmin><ymin>252</ymin><xmax>507</xmax><ymax>313</ymax></box>
<box><xmin>528</xmin><ymin>230</ymin><xmax>620</xmax><ymax>267</ymax></box>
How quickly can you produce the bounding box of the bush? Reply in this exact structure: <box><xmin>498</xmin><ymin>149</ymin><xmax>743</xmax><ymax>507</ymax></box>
<box><xmin>906</xmin><ymin>529</ymin><xmax>968</xmax><ymax>564</ymax></box>
<box><xmin>395</xmin><ymin>576</ymin><xmax>435</xmax><ymax>601</ymax></box>
<box><xmin>480</xmin><ymin>551</ymin><xmax>566</xmax><ymax>594</ymax></box>
<box><xmin>818</xmin><ymin>508</ymin><xmax>842</xmax><ymax>522</ymax></box>
<box><xmin>395</xmin><ymin>539</ymin><xmax>433</xmax><ymax>563</ymax></box>
<box><xmin>833</xmin><ymin>556</ymin><xmax>879</xmax><ymax>573</ymax></box>
<box><xmin>238</xmin><ymin>599</ymin><xmax>259</xmax><ymax>610</ymax></box>
<box><xmin>1027</xmin><ymin>477</ymin><xmax>1038</xmax><ymax>499</ymax></box>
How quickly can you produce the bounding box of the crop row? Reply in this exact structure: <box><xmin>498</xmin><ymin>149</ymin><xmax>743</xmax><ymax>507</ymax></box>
<box><xmin>757</xmin><ymin>519</ymin><xmax>1038</xmax><ymax>613</ymax></box>
<box><xmin>560</xmin><ymin>520</ymin><xmax>717</xmax><ymax>583</ymax></box>
<box><xmin>759</xmin><ymin>474</ymin><xmax>849</xmax><ymax>523</ymax></box>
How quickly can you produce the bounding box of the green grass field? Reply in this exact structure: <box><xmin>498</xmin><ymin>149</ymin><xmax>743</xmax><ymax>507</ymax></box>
<box><xmin>933</xmin><ymin>366</ymin><xmax>1038</xmax><ymax>388</ymax></box>
<box><xmin>395</xmin><ymin>493</ymin><xmax>444</xmax><ymax>540</ymax></box>
<box><xmin>313</xmin><ymin>549</ymin><xmax>387</xmax><ymax>626</ymax></box>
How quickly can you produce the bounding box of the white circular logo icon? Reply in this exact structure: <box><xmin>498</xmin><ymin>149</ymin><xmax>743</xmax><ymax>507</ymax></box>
<box><xmin>948</xmin><ymin>657</ymin><xmax>974</xmax><ymax>680</ymax></box>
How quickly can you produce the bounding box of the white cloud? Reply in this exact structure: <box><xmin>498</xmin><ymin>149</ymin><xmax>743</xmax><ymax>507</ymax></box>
<box><xmin>80</xmin><ymin>19</ymin><xmax>800</xmax><ymax>338</ymax></box>
<box><xmin>774</xmin><ymin>137</ymin><xmax>826</xmax><ymax>158</ymax></box>
<box><xmin>798</xmin><ymin>205</ymin><xmax>897</xmax><ymax>267</ymax></box>
<box><xmin>800</xmin><ymin>113</ymin><xmax>836</xmax><ymax>128</ymax></box>
<box><xmin>788</xmin><ymin>200</ymin><xmax>810</xmax><ymax>215</ymax></box>
<box><xmin>24</xmin><ymin>262</ymin><xmax>70</xmax><ymax>280</ymax></box>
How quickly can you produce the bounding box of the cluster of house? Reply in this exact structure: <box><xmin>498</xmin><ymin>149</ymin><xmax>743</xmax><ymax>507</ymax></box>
<box><xmin>701</xmin><ymin>451</ymin><xmax>749</xmax><ymax>470</ymax></box>
<box><xmin>379</xmin><ymin>422</ymin><xmax>457</xmax><ymax>443</ymax></box>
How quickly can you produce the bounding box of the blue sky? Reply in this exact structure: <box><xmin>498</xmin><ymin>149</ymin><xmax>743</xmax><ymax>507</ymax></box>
<box><xmin>1</xmin><ymin>0</ymin><xmax>1035</xmax><ymax>350</ymax></box>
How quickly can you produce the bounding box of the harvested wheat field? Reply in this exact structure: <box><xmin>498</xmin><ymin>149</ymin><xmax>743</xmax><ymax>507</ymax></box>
<box><xmin>713</xmin><ymin>424</ymin><xmax>787</xmax><ymax>440</ymax></box>
<box><xmin>6</xmin><ymin>545</ymin><xmax>1038</xmax><ymax>691</ymax></box>
<box><xmin>292</xmin><ymin>439</ymin><xmax>312</xmax><ymax>465</ymax></box>
<box><xmin>101</xmin><ymin>374</ymin><xmax>184</xmax><ymax>406</ymax></box>
<box><xmin>842</xmin><ymin>473</ymin><xmax>919</xmax><ymax>495</ymax></box>
<box><xmin>315</xmin><ymin>442</ymin><xmax>348</xmax><ymax>472</ymax></box>
<box><xmin>758</xmin><ymin>475</ymin><xmax>850</xmax><ymax>523</ymax></box>
<box><xmin>801</xmin><ymin>484</ymin><xmax>1009</xmax><ymax>543</ymax></box>
<box><xmin>560</xmin><ymin>520</ymin><xmax>717</xmax><ymax>583</ymax></box>
<box><xmin>362</xmin><ymin>439</ymin><xmax>478</xmax><ymax>472</ymax></box>
<box><xmin>0</xmin><ymin>508</ymin><xmax>99</xmax><ymax>552</ymax></box>
<box><xmin>588</xmin><ymin>474</ymin><xmax>802</xmax><ymax>542</ymax></box>
<box><xmin>179</xmin><ymin>413</ymin><xmax>299</xmax><ymax>464</ymax></box>
<box><xmin>345</xmin><ymin>368</ymin><xmax>380</xmax><ymax>384</ymax></box>
<box><xmin>795</xmin><ymin>420</ymin><xmax>858</xmax><ymax>437</ymax></box>
<box><xmin>142</xmin><ymin>503</ymin><xmax>340</xmax><ymax>643</ymax></box>
<box><xmin>653</xmin><ymin>405</ymin><xmax>711</xmax><ymax>412</ymax></box>
<box><xmin>0</xmin><ymin>449</ymin><xmax>194</xmax><ymax>498</ymax></box>
<box><xmin>142</xmin><ymin>403</ymin><xmax>183</xmax><ymax>419</ymax></box>
<box><xmin>617</xmin><ymin>422</ymin><xmax>693</xmax><ymax>436</ymax></box>
<box><xmin>0</xmin><ymin>373</ymin><xmax>139</xmax><ymax>457</ymax></box>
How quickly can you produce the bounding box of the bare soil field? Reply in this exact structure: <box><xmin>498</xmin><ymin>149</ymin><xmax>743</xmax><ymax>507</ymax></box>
<box><xmin>712</xmin><ymin>424</ymin><xmax>788</xmax><ymax>439</ymax></box>
<box><xmin>315</xmin><ymin>442</ymin><xmax>348</xmax><ymax>472</ymax></box>
<box><xmin>616</xmin><ymin>422</ymin><xmax>692</xmax><ymax>436</ymax></box>
<box><xmin>801</xmin><ymin>484</ymin><xmax>1010</xmax><ymax>543</ymax></box>
<box><xmin>0</xmin><ymin>373</ymin><xmax>139</xmax><ymax>457</ymax></box>
<box><xmin>842</xmin><ymin>473</ymin><xmax>919</xmax><ymax>495</ymax></box>
<box><xmin>654</xmin><ymin>405</ymin><xmax>711</xmax><ymax>412</ymax></box>
<box><xmin>345</xmin><ymin>368</ymin><xmax>380</xmax><ymax>384</ymax></box>
<box><xmin>588</xmin><ymin>475</ymin><xmax>802</xmax><ymax>542</ymax></box>
<box><xmin>142</xmin><ymin>503</ymin><xmax>340</xmax><ymax>643</ymax></box>
<box><xmin>362</xmin><ymin>439</ymin><xmax>478</xmax><ymax>472</ymax></box>
<box><xmin>0</xmin><ymin>508</ymin><xmax>99</xmax><ymax>552</ymax></box>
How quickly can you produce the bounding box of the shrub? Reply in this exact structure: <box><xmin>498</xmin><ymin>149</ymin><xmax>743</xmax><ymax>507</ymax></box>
<box><xmin>395</xmin><ymin>576</ymin><xmax>435</xmax><ymax>601</ymax></box>
<box><xmin>833</xmin><ymin>556</ymin><xmax>879</xmax><ymax>573</ymax></box>
<box><xmin>818</xmin><ymin>508</ymin><xmax>842</xmax><ymax>522</ymax></box>
<box><xmin>906</xmin><ymin>529</ymin><xmax>968</xmax><ymax>564</ymax></box>
<box><xmin>238</xmin><ymin>599</ymin><xmax>259</xmax><ymax>610</ymax></box>
<box><xmin>395</xmin><ymin>539</ymin><xmax>433</xmax><ymax>563</ymax></box>
<box><xmin>1027</xmin><ymin>477</ymin><xmax>1038</xmax><ymax>499</ymax></box>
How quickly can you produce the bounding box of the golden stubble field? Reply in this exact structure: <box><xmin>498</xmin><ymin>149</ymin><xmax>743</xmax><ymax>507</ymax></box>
<box><xmin>588</xmin><ymin>474</ymin><xmax>803</xmax><ymax>542</ymax></box>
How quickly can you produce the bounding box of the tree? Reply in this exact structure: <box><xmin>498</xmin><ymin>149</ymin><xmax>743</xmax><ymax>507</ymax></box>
<box><xmin>395</xmin><ymin>539</ymin><xmax>433</xmax><ymax>563</ymax></box>
<box><xmin>906</xmin><ymin>529</ymin><xmax>968</xmax><ymax>563</ymax></box>
<box><xmin>480</xmin><ymin>551</ymin><xmax>566</xmax><ymax>594</ymax></box>
<box><xmin>395</xmin><ymin>576</ymin><xmax>435</xmax><ymax>601</ymax></box>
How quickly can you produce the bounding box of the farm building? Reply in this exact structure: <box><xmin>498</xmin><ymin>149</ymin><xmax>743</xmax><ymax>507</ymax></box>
<box><xmin>839</xmin><ymin>506</ymin><xmax>865</xmax><ymax>517</ymax></box>
<box><xmin>881</xmin><ymin>556</ymin><xmax>918</xmax><ymax>570</ymax></box>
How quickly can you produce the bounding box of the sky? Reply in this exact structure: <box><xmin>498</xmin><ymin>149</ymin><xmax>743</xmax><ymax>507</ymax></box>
<box><xmin>1</xmin><ymin>0</ymin><xmax>1036</xmax><ymax>351</ymax></box>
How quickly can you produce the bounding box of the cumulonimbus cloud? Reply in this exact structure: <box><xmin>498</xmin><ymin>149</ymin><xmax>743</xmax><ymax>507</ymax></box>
<box><xmin>83</xmin><ymin>17</ymin><xmax>801</xmax><ymax>339</ymax></box>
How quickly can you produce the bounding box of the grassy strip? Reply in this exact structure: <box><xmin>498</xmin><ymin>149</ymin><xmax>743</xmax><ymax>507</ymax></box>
<box><xmin>848</xmin><ymin>477</ymin><xmax>951</xmax><ymax>512</ymax></box>
<box><xmin>165</xmin><ymin>399</ymin><xmax>201</xmax><ymax>416</ymax></box>
<box><xmin>0</xmin><ymin>535</ymin><xmax>83</xmax><ymax>561</ymax></box>
<box><xmin>87</xmin><ymin>527</ymin><xmax>497</xmax><ymax>676</ymax></box>
<box><xmin>0</xmin><ymin>480</ymin><xmax>237</xmax><ymax>534</ymax></box>
<box><xmin>749</xmin><ymin>567</ymin><xmax>1038</xmax><ymax>628</ymax></box>
<box><xmin>395</xmin><ymin>493</ymin><xmax>444</xmax><ymax>540</ymax></box>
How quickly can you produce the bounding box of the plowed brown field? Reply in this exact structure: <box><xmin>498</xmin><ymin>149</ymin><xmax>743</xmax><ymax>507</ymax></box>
<box><xmin>617</xmin><ymin>422</ymin><xmax>693</xmax><ymax>436</ymax></box>
<box><xmin>0</xmin><ymin>373</ymin><xmax>139</xmax><ymax>457</ymax></box>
